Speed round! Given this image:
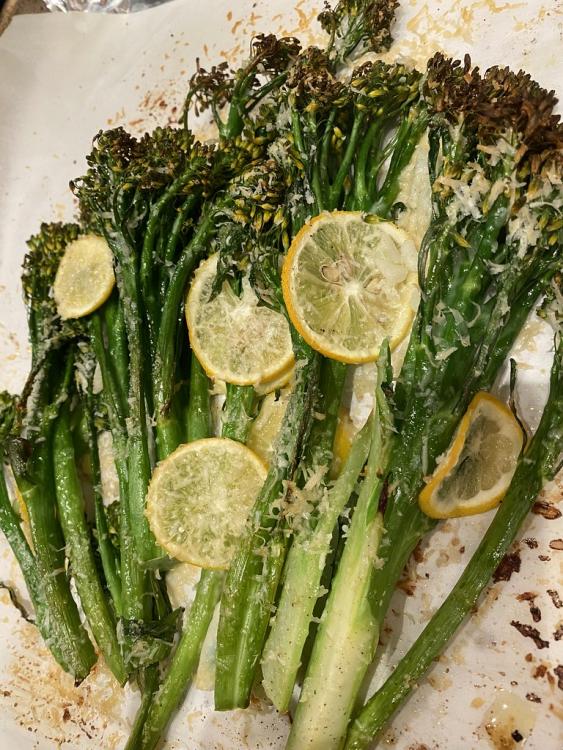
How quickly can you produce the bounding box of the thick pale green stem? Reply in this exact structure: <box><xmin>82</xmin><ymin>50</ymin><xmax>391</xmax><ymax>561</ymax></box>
<box><xmin>261</xmin><ymin>416</ymin><xmax>372</xmax><ymax>711</ymax></box>
<box><xmin>287</xmin><ymin>347</ymin><xmax>393</xmax><ymax>750</ymax></box>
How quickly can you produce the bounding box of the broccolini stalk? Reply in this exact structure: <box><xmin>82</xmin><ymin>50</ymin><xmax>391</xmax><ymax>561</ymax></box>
<box><xmin>129</xmin><ymin>372</ymin><xmax>256</xmax><ymax>750</ymax></box>
<box><xmin>215</xmin><ymin>329</ymin><xmax>320</xmax><ymax>709</ymax></box>
<box><xmin>286</xmin><ymin>343</ymin><xmax>393</xmax><ymax>749</ymax></box>
<box><xmin>53</xmin><ymin>393</ymin><xmax>126</xmax><ymax>684</ymax></box>
<box><xmin>261</xmin><ymin>57</ymin><xmax>426</xmax><ymax>710</ymax></box>
<box><xmin>72</xmin><ymin>130</ymin><xmax>156</xmax><ymax>625</ymax></box>
<box><xmin>1</xmin><ymin>223</ymin><xmax>98</xmax><ymax>680</ymax></box>
<box><xmin>290</xmin><ymin>57</ymin><xmax>562</xmax><ymax>747</ymax></box>
<box><xmin>261</xmin><ymin>412</ymin><xmax>373</xmax><ymax>711</ymax></box>
<box><xmin>210</xmin><ymin>154</ymin><xmax>323</xmax><ymax>709</ymax></box>
<box><xmin>345</xmin><ymin>284</ymin><xmax>563</xmax><ymax>750</ymax></box>
<box><xmin>318</xmin><ymin>0</ymin><xmax>399</xmax><ymax>65</ymax></box>
<box><xmin>0</xmin><ymin>392</ymin><xmax>94</xmax><ymax>679</ymax></box>
<box><xmin>185</xmin><ymin>34</ymin><xmax>302</xmax><ymax>141</ymax></box>
<box><xmin>369</xmin><ymin>57</ymin><xmax>563</xmax><ymax>639</ymax></box>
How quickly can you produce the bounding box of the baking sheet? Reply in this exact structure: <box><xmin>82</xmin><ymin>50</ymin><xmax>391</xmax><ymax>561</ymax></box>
<box><xmin>0</xmin><ymin>1</ymin><xmax>562</xmax><ymax>748</ymax></box>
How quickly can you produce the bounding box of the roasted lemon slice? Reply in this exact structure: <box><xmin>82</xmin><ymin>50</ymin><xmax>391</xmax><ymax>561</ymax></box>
<box><xmin>419</xmin><ymin>393</ymin><xmax>524</xmax><ymax>519</ymax></box>
<box><xmin>281</xmin><ymin>211</ymin><xmax>418</xmax><ymax>363</ymax></box>
<box><xmin>145</xmin><ymin>438</ymin><xmax>267</xmax><ymax>570</ymax></box>
<box><xmin>53</xmin><ymin>235</ymin><xmax>115</xmax><ymax>319</ymax></box>
<box><xmin>185</xmin><ymin>254</ymin><xmax>294</xmax><ymax>386</ymax></box>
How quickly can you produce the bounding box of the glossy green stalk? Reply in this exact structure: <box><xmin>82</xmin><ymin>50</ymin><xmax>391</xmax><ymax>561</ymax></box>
<box><xmin>106</xmin><ymin>231</ymin><xmax>154</xmax><ymax>621</ymax></box>
<box><xmin>287</xmin><ymin>344</ymin><xmax>393</xmax><ymax>750</ymax></box>
<box><xmin>53</xmin><ymin>404</ymin><xmax>126</xmax><ymax>684</ymax></box>
<box><xmin>16</xmin><ymin>439</ymin><xmax>96</xmax><ymax>681</ymax></box>
<box><xmin>0</xmin><ymin>464</ymin><xmax>95</xmax><ymax>679</ymax></box>
<box><xmin>186</xmin><ymin>355</ymin><xmax>210</xmax><ymax>443</ymax></box>
<box><xmin>215</xmin><ymin>332</ymin><xmax>320</xmax><ymax>710</ymax></box>
<box><xmin>261</xmin><ymin>415</ymin><xmax>372</xmax><ymax>711</ymax></box>
<box><xmin>346</xmin><ymin>331</ymin><xmax>563</xmax><ymax>749</ymax></box>
<box><xmin>132</xmin><ymin>370</ymin><xmax>254</xmax><ymax>750</ymax></box>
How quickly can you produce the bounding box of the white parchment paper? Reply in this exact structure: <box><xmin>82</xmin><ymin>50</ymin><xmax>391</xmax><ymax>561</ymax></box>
<box><xmin>0</xmin><ymin>2</ymin><xmax>561</xmax><ymax>748</ymax></box>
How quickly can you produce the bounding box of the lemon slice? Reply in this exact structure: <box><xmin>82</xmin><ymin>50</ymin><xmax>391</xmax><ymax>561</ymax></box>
<box><xmin>53</xmin><ymin>235</ymin><xmax>115</xmax><ymax>319</ymax></box>
<box><xmin>186</xmin><ymin>254</ymin><xmax>294</xmax><ymax>386</ymax></box>
<box><xmin>281</xmin><ymin>211</ymin><xmax>419</xmax><ymax>363</ymax></box>
<box><xmin>247</xmin><ymin>388</ymin><xmax>292</xmax><ymax>465</ymax></box>
<box><xmin>145</xmin><ymin>438</ymin><xmax>267</xmax><ymax>569</ymax></box>
<box><xmin>254</xmin><ymin>363</ymin><xmax>295</xmax><ymax>396</ymax></box>
<box><xmin>419</xmin><ymin>393</ymin><xmax>524</xmax><ymax>519</ymax></box>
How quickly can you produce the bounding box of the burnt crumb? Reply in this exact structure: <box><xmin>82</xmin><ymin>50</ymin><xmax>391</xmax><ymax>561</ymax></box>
<box><xmin>413</xmin><ymin>541</ymin><xmax>425</xmax><ymax>563</ymax></box>
<box><xmin>493</xmin><ymin>552</ymin><xmax>521</xmax><ymax>582</ymax></box>
<box><xmin>1</xmin><ymin>690</ymin><xmax>11</xmax><ymax>697</ymax></box>
<box><xmin>549</xmin><ymin>538</ymin><xmax>563</xmax><ymax>550</ymax></box>
<box><xmin>516</xmin><ymin>593</ymin><xmax>542</xmax><ymax>623</ymax></box>
<box><xmin>533</xmin><ymin>663</ymin><xmax>547</xmax><ymax>678</ymax></box>
<box><xmin>547</xmin><ymin>589</ymin><xmax>563</xmax><ymax>608</ymax></box>
<box><xmin>532</xmin><ymin>500</ymin><xmax>561</xmax><ymax>520</ymax></box>
<box><xmin>523</xmin><ymin>537</ymin><xmax>538</xmax><ymax>549</ymax></box>
<box><xmin>62</xmin><ymin>708</ymin><xmax>71</xmax><ymax>722</ymax></box>
<box><xmin>554</xmin><ymin>665</ymin><xmax>563</xmax><ymax>690</ymax></box>
<box><xmin>525</xmin><ymin>692</ymin><xmax>541</xmax><ymax>703</ymax></box>
<box><xmin>397</xmin><ymin>577</ymin><xmax>416</xmax><ymax>596</ymax></box>
<box><xmin>538</xmin><ymin>555</ymin><xmax>551</xmax><ymax>561</ymax></box>
<box><xmin>510</xmin><ymin>620</ymin><xmax>549</xmax><ymax>649</ymax></box>
<box><xmin>459</xmin><ymin>545</ymin><xmax>465</xmax><ymax>553</ymax></box>
<box><xmin>554</xmin><ymin>623</ymin><xmax>563</xmax><ymax>641</ymax></box>
<box><xmin>511</xmin><ymin>729</ymin><xmax>524</xmax><ymax>742</ymax></box>
<box><xmin>525</xmin><ymin>652</ymin><xmax>534</xmax><ymax>662</ymax></box>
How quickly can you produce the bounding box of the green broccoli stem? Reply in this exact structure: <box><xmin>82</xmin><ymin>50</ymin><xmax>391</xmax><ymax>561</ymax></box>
<box><xmin>369</xmin><ymin>108</ymin><xmax>430</xmax><ymax>216</ymax></box>
<box><xmin>53</xmin><ymin>403</ymin><xmax>126</xmax><ymax>684</ymax></box>
<box><xmin>134</xmin><ymin>570</ymin><xmax>224</xmax><ymax>750</ymax></box>
<box><xmin>154</xmin><ymin>208</ymin><xmax>218</xmax><ymax>453</ymax></box>
<box><xmin>84</xmin><ymin>373</ymin><xmax>122</xmax><ymax>617</ymax></box>
<box><xmin>261</xmin><ymin>414</ymin><xmax>373</xmax><ymax>711</ymax></box>
<box><xmin>132</xmin><ymin>370</ymin><xmax>253</xmax><ymax>750</ymax></box>
<box><xmin>90</xmin><ymin>310</ymin><xmax>143</xmax><ymax>633</ymax></box>
<box><xmin>0</xmin><ymin>464</ymin><xmax>95</xmax><ymax>678</ymax></box>
<box><xmin>140</xmin><ymin>168</ymin><xmax>203</xmax><ymax>335</ymax></box>
<box><xmin>351</xmin><ymin>120</ymin><xmax>383</xmax><ymax>210</ymax></box>
<box><xmin>222</xmin><ymin>384</ymin><xmax>257</xmax><ymax>442</ymax></box>
<box><xmin>328</xmin><ymin>112</ymin><xmax>366</xmax><ymax>209</ymax></box>
<box><xmin>286</xmin><ymin>345</ymin><xmax>393</xmax><ymax>750</ymax></box>
<box><xmin>16</xmin><ymin>441</ymin><xmax>96</xmax><ymax>681</ymax></box>
<box><xmin>215</xmin><ymin>331</ymin><xmax>320</xmax><ymax>710</ymax></box>
<box><xmin>186</xmin><ymin>354</ymin><xmax>211</xmax><ymax>443</ymax></box>
<box><xmin>345</xmin><ymin>334</ymin><xmax>563</xmax><ymax>750</ymax></box>
<box><xmin>107</xmin><ymin>232</ymin><xmax>155</xmax><ymax>622</ymax></box>
<box><xmin>163</xmin><ymin>195</ymin><xmax>199</xmax><ymax>268</ymax></box>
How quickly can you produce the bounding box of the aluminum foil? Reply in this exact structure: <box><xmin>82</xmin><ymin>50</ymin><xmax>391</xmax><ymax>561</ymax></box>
<box><xmin>44</xmin><ymin>0</ymin><xmax>173</xmax><ymax>13</ymax></box>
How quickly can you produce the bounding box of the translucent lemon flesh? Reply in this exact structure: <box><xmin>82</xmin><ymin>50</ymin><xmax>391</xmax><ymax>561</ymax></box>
<box><xmin>53</xmin><ymin>235</ymin><xmax>115</xmax><ymax>319</ymax></box>
<box><xmin>419</xmin><ymin>393</ymin><xmax>524</xmax><ymax>519</ymax></box>
<box><xmin>186</xmin><ymin>254</ymin><xmax>294</xmax><ymax>386</ymax></box>
<box><xmin>146</xmin><ymin>438</ymin><xmax>267</xmax><ymax>569</ymax></box>
<box><xmin>282</xmin><ymin>212</ymin><xmax>419</xmax><ymax>364</ymax></box>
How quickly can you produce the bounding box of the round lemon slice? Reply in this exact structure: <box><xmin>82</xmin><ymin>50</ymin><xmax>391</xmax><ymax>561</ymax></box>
<box><xmin>281</xmin><ymin>211</ymin><xmax>419</xmax><ymax>363</ymax></box>
<box><xmin>145</xmin><ymin>438</ymin><xmax>267</xmax><ymax>569</ymax></box>
<box><xmin>247</xmin><ymin>388</ymin><xmax>292</xmax><ymax>465</ymax></box>
<box><xmin>254</xmin><ymin>363</ymin><xmax>295</xmax><ymax>396</ymax></box>
<box><xmin>185</xmin><ymin>254</ymin><xmax>294</xmax><ymax>386</ymax></box>
<box><xmin>53</xmin><ymin>235</ymin><xmax>115</xmax><ymax>319</ymax></box>
<box><xmin>419</xmin><ymin>393</ymin><xmax>524</xmax><ymax>519</ymax></box>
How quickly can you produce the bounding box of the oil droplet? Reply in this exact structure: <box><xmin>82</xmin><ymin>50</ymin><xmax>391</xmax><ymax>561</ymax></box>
<box><xmin>482</xmin><ymin>691</ymin><xmax>536</xmax><ymax>749</ymax></box>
